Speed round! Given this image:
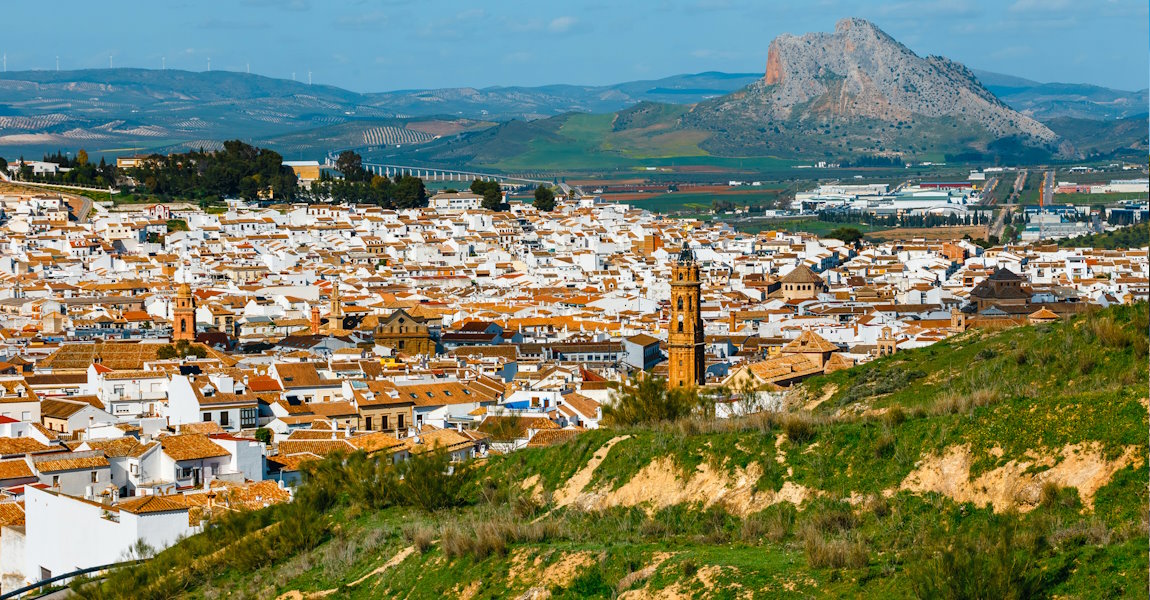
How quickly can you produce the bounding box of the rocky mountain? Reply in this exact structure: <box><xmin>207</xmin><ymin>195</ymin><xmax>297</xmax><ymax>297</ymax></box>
<box><xmin>681</xmin><ymin>18</ymin><xmax>1063</xmax><ymax>158</ymax></box>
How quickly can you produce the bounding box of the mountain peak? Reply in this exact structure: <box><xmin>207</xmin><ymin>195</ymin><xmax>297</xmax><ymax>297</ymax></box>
<box><xmin>750</xmin><ymin>19</ymin><xmax>1058</xmax><ymax>144</ymax></box>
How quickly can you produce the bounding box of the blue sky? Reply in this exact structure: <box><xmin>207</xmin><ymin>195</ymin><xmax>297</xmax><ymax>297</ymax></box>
<box><xmin>3</xmin><ymin>0</ymin><xmax>1147</xmax><ymax>92</ymax></box>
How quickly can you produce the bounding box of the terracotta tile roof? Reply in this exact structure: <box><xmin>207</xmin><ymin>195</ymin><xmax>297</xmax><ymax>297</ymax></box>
<box><xmin>117</xmin><ymin>494</ymin><xmax>189</xmax><ymax>515</ymax></box>
<box><xmin>178</xmin><ymin>422</ymin><xmax>224</xmax><ymax>435</ymax></box>
<box><xmin>0</xmin><ymin>437</ymin><xmax>53</xmax><ymax>456</ymax></box>
<box><xmin>159</xmin><ymin>434</ymin><xmax>230</xmax><ymax>461</ymax></box>
<box><xmin>0</xmin><ymin>458</ymin><xmax>35</xmax><ymax>480</ymax></box>
<box><xmin>79</xmin><ymin>437</ymin><xmax>147</xmax><ymax>458</ymax></box>
<box><xmin>40</xmin><ymin>398</ymin><xmax>92</xmax><ymax>419</ymax></box>
<box><xmin>0</xmin><ymin>502</ymin><xmax>25</xmax><ymax>527</ymax></box>
<box><xmin>30</xmin><ymin>450</ymin><xmax>109</xmax><ymax>473</ymax></box>
<box><xmin>526</xmin><ymin>428</ymin><xmax>581</xmax><ymax>448</ymax></box>
<box><xmin>782</xmin><ymin>331</ymin><xmax>839</xmax><ymax>354</ymax></box>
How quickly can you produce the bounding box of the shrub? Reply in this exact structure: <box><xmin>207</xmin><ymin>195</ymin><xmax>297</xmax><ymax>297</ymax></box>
<box><xmin>603</xmin><ymin>374</ymin><xmax>704</xmax><ymax>427</ymax></box>
<box><xmin>908</xmin><ymin>519</ymin><xmax>1049</xmax><ymax>600</ymax></box>
<box><xmin>742</xmin><ymin>505</ymin><xmax>796</xmax><ymax>543</ymax></box>
<box><xmin>402</xmin><ymin>524</ymin><xmax>435</xmax><ymax>554</ymax></box>
<box><xmin>873</xmin><ymin>433</ymin><xmax>895</xmax><ymax>459</ymax></box>
<box><xmin>399</xmin><ymin>448</ymin><xmax>468</xmax><ymax>512</ymax></box>
<box><xmin>782</xmin><ymin>413</ymin><xmax>817</xmax><ymax>444</ymax></box>
<box><xmin>802</xmin><ymin>532</ymin><xmax>869</xmax><ymax>569</ymax></box>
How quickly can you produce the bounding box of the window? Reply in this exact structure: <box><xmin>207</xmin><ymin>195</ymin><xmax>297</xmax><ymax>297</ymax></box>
<box><xmin>381</xmin><ymin>415</ymin><xmax>389</xmax><ymax>431</ymax></box>
<box><xmin>113</xmin><ymin>385</ymin><xmax>124</xmax><ymax>397</ymax></box>
<box><xmin>398</xmin><ymin>414</ymin><xmax>405</xmax><ymax>430</ymax></box>
<box><xmin>202</xmin><ymin>412</ymin><xmax>211</xmax><ymax>422</ymax></box>
<box><xmin>220</xmin><ymin>411</ymin><xmax>229</xmax><ymax>427</ymax></box>
<box><xmin>91</xmin><ymin>471</ymin><xmax>98</xmax><ymax>483</ymax></box>
<box><xmin>365</xmin><ymin>416</ymin><xmax>373</xmax><ymax>430</ymax></box>
<box><xmin>130</xmin><ymin>464</ymin><xmax>138</xmax><ymax>475</ymax></box>
<box><xmin>21</xmin><ymin>411</ymin><xmax>30</xmax><ymax>421</ymax></box>
<box><xmin>52</xmin><ymin>476</ymin><xmax>59</xmax><ymax>487</ymax></box>
<box><xmin>241</xmin><ymin>408</ymin><xmax>257</xmax><ymax>428</ymax></box>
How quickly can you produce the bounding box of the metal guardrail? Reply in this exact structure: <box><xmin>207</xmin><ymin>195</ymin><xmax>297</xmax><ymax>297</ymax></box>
<box><xmin>0</xmin><ymin>559</ymin><xmax>145</xmax><ymax>599</ymax></box>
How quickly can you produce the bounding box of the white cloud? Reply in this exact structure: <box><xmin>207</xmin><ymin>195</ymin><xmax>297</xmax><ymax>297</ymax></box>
<box><xmin>548</xmin><ymin>16</ymin><xmax>578</xmax><ymax>33</ymax></box>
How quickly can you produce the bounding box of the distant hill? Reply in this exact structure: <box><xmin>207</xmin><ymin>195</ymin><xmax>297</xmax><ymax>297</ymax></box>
<box><xmin>0</xmin><ymin>68</ymin><xmax>759</xmax><ymax>160</ymax></box>
<box><xmin>974</xmin><ymin>69</ymin><xmax>1150</xmax><ymax>121</ymax></box>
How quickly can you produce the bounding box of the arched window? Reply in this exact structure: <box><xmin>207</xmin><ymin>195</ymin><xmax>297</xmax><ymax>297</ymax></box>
<box><xmin>180</xmin><ymin>320</ymin><xmax>186</xmax><ymax>333</ymax></box>
<box><xmin>678</xmin><ymin>319</ymin><xmax>684</xmax><ymax>332</ymax></box>
<box><xmin>677</xmin><ymin>297</ymin><xmax>683</xmax><ymax>310</ymax></box>
<box><xmin>678</xmin><ymin>273</ymin><xmax>683</xmax><ymax>281</ymax></box>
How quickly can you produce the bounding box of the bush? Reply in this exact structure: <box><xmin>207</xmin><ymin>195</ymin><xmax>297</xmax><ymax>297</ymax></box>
<box><xmin>742</xmin><ymin>505</ymin><xmax>795</xmax><ymax>543</ymax></box>
<box><xmin>782</xmin><ymin>413</ymin><xmax>818</xmax><ymax>444</ymax></box>
<box><xmin>603</xmin><ymin>374</ymin><xmax>705</xmax><ymax>427</ymax></box>
<box><xmin>402</xmin><ymin>524</ymin><xmax>436</xmax><ymax>554</ymax></box>
<box><xmin>909</xmin><ymin>519</ymin><xmax>1050</xmax><ymax>600</ymax></box>
<box><xmin>400</xmin><ymin>448</ymin><xmax>468</xmax><ymax>512</ymax></box>
<box><xmin>802</xmin><ymin>531</ymin><xmax>869</xmax><ymax>569</ymax></box>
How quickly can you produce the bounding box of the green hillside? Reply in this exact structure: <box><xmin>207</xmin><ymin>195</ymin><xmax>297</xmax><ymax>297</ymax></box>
<box><xmin>76</xmin><ymin>304</ymin><xmax>1148</xmax><ymax>599</ymax></box>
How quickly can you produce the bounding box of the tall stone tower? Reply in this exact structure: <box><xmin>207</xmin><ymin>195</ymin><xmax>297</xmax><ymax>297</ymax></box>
<box><xmin>173</xmin><ymin>282</ymin><xmax>196</xmax><ymax>341</ymax></box>
<box><xmin>327</xmin><ymin>279</ymin><xmax>344</xmax><ymax>333</ymax></box>
<box><xmin>668</xmin><ymin>243</ymin><xmax>704</xmax><ymax>388</ymax></box>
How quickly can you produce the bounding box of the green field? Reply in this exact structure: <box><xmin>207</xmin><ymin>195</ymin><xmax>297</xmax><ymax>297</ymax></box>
<box><xmin>731</xmin><ymin>218</ymin><xmax>882</xmax><ymax>235</ymax></box>
<box><xmin>490</xmin><ymin>113</ymin><xmax>801</xmax><ymax>173</ymax></box>
<box><xmin>1049</xmin><ymin>192</ymin><xmax>1147</xmax><ymax>205</ymax></box>
<box><xmin>612</xmin><ymin>190</ymin><xmax>784</xmax><ymax>215</ymax></box>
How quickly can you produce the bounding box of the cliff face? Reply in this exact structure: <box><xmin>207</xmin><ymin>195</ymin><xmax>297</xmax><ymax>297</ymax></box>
<box><xmin>684</xmin><ymin>18</ymin><xmax>1061</xmax><ymax>157</ymax></box>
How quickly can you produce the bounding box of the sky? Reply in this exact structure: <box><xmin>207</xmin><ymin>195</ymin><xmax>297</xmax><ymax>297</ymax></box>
<box><xmin>2</xmin><ymin>0</ymin><xmax>1147</xmax><ymax>92</ymax></box>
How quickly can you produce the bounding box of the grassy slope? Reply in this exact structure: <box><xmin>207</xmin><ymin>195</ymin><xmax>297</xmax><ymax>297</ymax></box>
<box><xmin>83</xmin><ymin>304</ymin><xmax>1149</xmax><ymax>599</ymax></box>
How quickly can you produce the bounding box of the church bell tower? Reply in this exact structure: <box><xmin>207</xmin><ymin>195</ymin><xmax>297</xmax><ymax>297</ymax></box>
<box><xmin>173</xmin><ymin>282</ymin><xmax>196</xmax><ymax>341</ymax></box>
<box><xmin>668</xmin><ymin>243</ymin><xmax>704</xmax><ymax>388</ymax></box>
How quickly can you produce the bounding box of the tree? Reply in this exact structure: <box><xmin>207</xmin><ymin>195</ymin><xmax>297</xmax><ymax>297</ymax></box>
<box><xmin>254</xmin><ymin>428</ymin><xmax>272</xmax><ymax>444</ymax></box>
<box><xmin>828</xmin><ymin>227</ymin><xmax>864</xmax><ymax>245</ymax></box>
<box><xmin>533</xmin><ymin>184</ymin><xmax>556</xmax><ymax>211</ymax></box>
<box><xmin>393</xmin><ymin>175</ymin><xmax>428</xmax><ymax>209</ymax></box>
<box><xmin>602</xmin><ymin>373</ymin><xmax>702</xmax><ymax>427</ymax></box>
<box><xmin>76</xmin><ymin>149</ymin><xmax>89</xmax><ymax>165</ymax></box>
<box><xmin>471</xmin><ymin>179</ymin><xmax>505</xmax><ymax>211</ymax></box>
<box><xmin>335</xmin><ymin>151</ymin><xmax>367</xmax><ymax>182</ymax></box>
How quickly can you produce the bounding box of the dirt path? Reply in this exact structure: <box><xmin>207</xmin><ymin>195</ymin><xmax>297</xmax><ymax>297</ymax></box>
<box><xmin>551</xmin><ymin>435</ymin><xmax>631</xmax><ymax>509</ymax></box>
<box><xmin>275</xmin><ymin>545</ymin><xmax>416</xmax><ymax>599</ymax></box>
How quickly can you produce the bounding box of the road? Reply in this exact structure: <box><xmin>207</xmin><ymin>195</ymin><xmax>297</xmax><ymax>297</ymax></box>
<box><xmin>1040</xmin><ymin>169</ymin><xmax>1055</xmax><ymax>207</ymax></box>
<box><xmin>985</xmin><ymin>170</ymin><xmax>1028</xmax><ymax>240</ymax></box>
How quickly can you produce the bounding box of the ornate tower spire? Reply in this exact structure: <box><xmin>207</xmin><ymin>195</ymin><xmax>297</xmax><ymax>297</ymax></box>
<box><xmin>667</xmin><ymin>243</ymin><xmax>704</xmax><ymax>388</ymax></box>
